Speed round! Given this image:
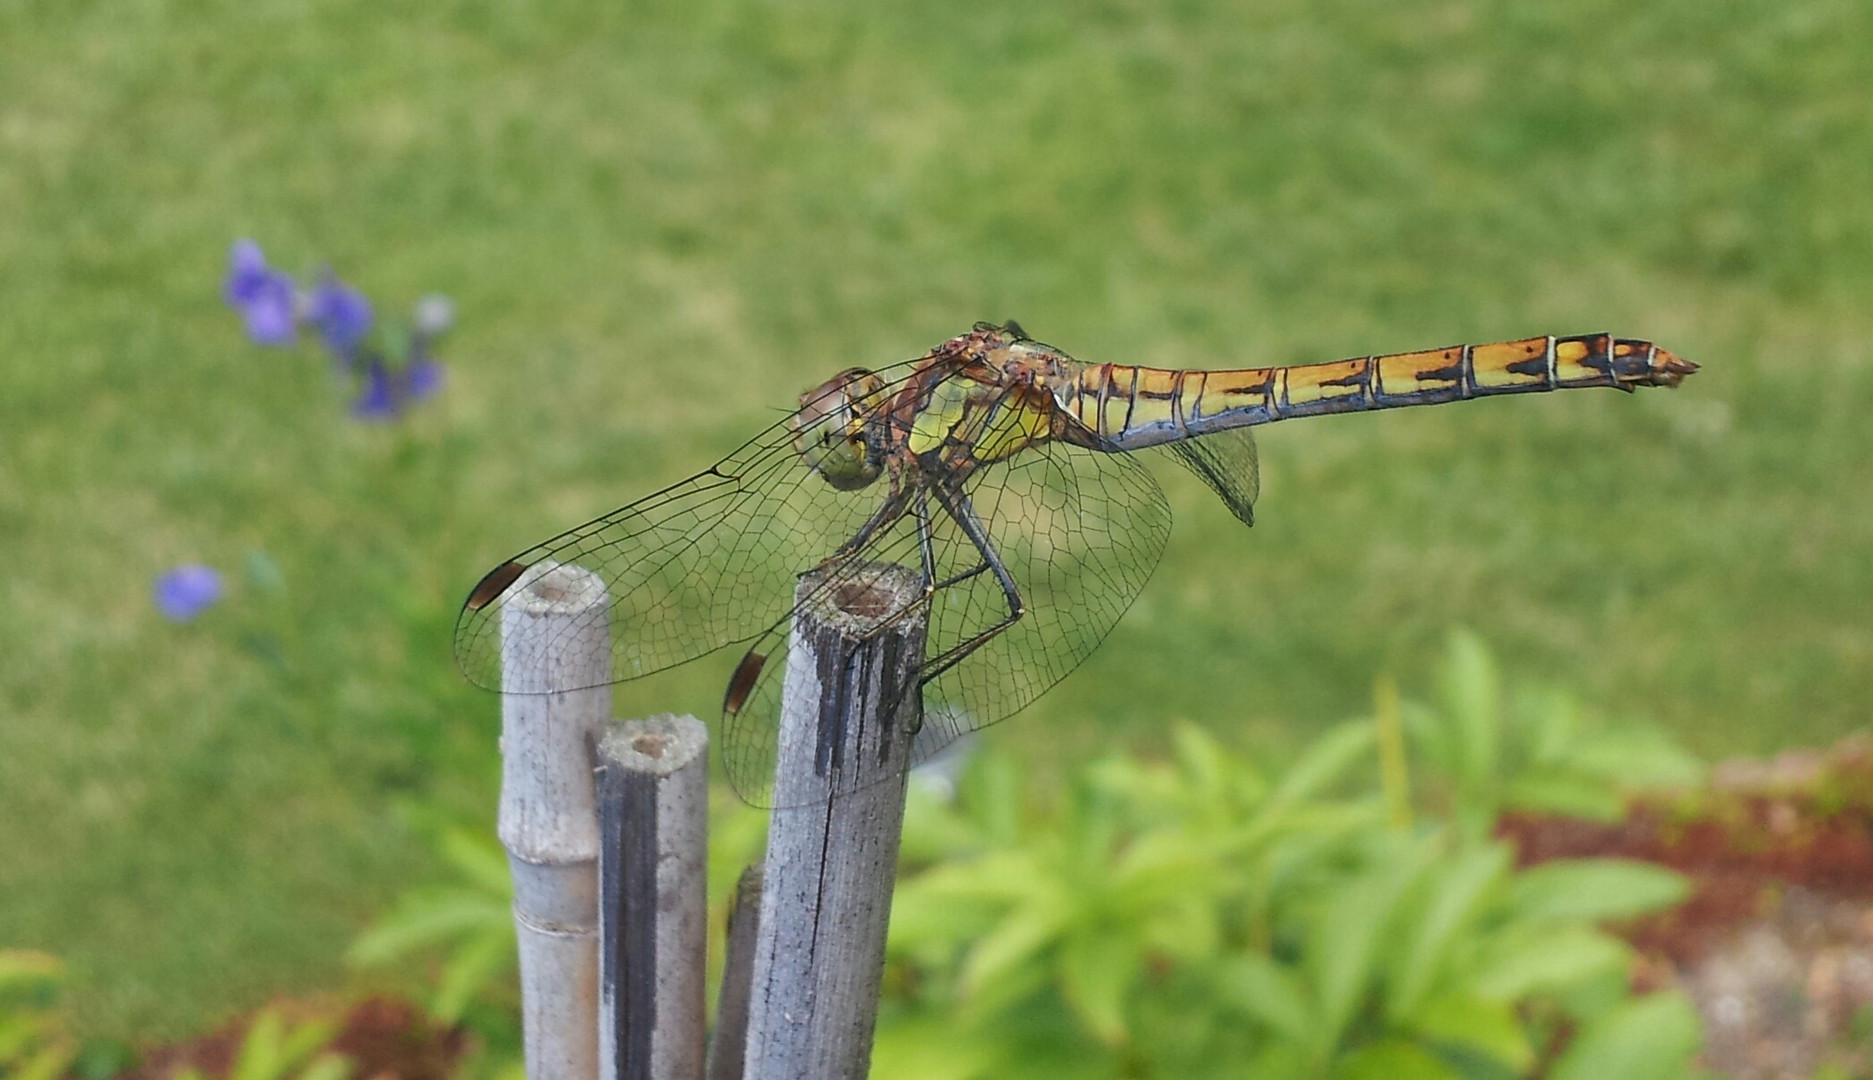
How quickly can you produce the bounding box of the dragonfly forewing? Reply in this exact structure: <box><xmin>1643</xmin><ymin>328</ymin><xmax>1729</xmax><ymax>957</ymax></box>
<box><xmin>453</xmin><ymin>360</ymin><xmax>933</xmax><ymax>695</ymax></box>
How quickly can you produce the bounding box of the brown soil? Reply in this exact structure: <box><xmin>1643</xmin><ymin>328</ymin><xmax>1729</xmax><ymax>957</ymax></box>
<box><xmin>1499</xmin><ymin>738</ymin><xmax>1873</xmax><ymax>1080</ymax></box>
<box><xmin>119</xmin><ymin>997</ymin><xmax>466</xmax><ymax>1080</ymax></box>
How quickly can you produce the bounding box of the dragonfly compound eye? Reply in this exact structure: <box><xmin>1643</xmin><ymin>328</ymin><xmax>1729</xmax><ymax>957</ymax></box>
<box><xmin>792</xmin><ymin>368</ymin><xmax>886</xmax><ymax>490</ymax></box>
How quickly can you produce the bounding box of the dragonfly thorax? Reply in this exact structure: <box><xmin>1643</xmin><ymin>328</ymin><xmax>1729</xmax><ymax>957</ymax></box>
<box><xmin>791</xmin><ymin>367</ymin><xmax>888</xmax><ymax>491</ymax></box>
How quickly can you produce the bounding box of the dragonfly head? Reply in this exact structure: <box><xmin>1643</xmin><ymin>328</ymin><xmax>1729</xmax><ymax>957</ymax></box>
<box><xmin>793</xmin><ymin>367</ymin><xmax>887</xmax><ymax>490</ymax></box>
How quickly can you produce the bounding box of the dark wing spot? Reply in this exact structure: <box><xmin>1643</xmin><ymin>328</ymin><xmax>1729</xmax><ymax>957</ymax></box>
<box><xmin>466</xmin><ymin>561</ymin><xmax>528</xmax><ymax>611</ymax></box>
<box><xmin>724</xmin><ymin>650</ymin><xmax>768</xmax><ymax>715</ymax></box>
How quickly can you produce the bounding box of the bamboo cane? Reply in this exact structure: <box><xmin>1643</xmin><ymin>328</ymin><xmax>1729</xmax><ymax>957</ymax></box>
<box><xmin>740</xmin><ymin>562</ymin><xmax>927</xmax><ymax>1079</ymax></box>
<box><xmin>499</xmin><ymin>561</ymin><xmax>609</xmax><ymax>1080</ymax></box>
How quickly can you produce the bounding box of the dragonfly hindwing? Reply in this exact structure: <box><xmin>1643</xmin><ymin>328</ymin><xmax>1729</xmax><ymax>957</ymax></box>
<box><xmin>1160</xmin><ymin>428</ymin><xmax>1260</xmax><ymax>526</ymax></box>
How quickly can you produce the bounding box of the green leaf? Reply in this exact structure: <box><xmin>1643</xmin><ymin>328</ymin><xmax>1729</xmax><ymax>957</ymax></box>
<box><xmin>1508</xmin><ymin>860</ymin><xmax>1689</xmax><ymax>922</ymax></box>
<box><xmin>1388</xmin><ymin>843</ymin><xmax>1511</xmax><ymax>1018</ymax></box>
<box><xmin>1437</xmin><ymin>630</ymin><xmax>1500</xmax><ymax>787</ymax></box>
<box><xmin>1563</xmin><ymin>731</ymin><xmax>1705</xmax><ymax>789</ymax></box>
<box><xmin>347</xmin><ymin>892</ymin><xmax>512</xmax><ymax>966</ymax></box>
<box><xmin>274</xmin><ymin>1015</ymin><xmax>341</xmax><ymax>1078</ymax></box>
<box><xmin>231</xmin><ymin>1010</ymin><xmax>287</xmax><ymax>1080</ymax></box>
<box><xmin>1214</xmin><ymin>953</ymin><xmax>1313</xmax><ymax>1042</ymax></box>
<box><xmin>1112</xmin><ymin>830</ymin><xmax>1215</xmax><ymax>893</ymax></box>
<box><xmin>1406</xmin><ymin>993</ymin><xmax>1532</xmax><ymax>1071</ymax></box>
<box><xmin>1058</xmin><ymin>934</ymin><xmax>1140</xmax><ymax>1045</ymax></box>
<box><xmin>231</xmin><ymin>1010</ymin><xmax>340</xmax><ymax>1080</ymax></box>
<box><xmin>1140</xmin><ymin>894</ymin><xmax>1219</xmax><ymax>962</ymax></box>
<box><xmin>1471</xmin><ymin>926</ymin><xmax>1634</xmax><ymax>1000</ymax></box>
<box><xmin>13</xmin><ymin>1042</ymin><xmax>80</xmax><ymax>1080</ymax></box>
<box><xmin>0</xmin><ymin>951</ymin><xmax>63</xmax><ymax>995</ymax></box>
<box><xmin>1333</xmin><ymin>1040</ymin><xmax>1462</xmax><ymax>1080</ymax></box>
<box><xmin>438</xmin><ymin>828</ymin><xmax>514</xmax><ymax>895</ymax></box>
<box><xmin>1272</xmin><ymin>720</ymin><xmax>1375</xmax><ymax>807</ymax></box>
<box><xmin>1548</xmin><ymin>992</ymin><xmax>1702</xmax><ymax>1080</ymax></box>
<box><xmin>1504</xmin><ymin>773</ymin><xmax>1626</xmax><ymax>822</ymax></box>
<box><xmin>870</xmin><ymin>1016</ymin><xmax>998</xmax><ymax>1080</ymax></box>
<box><xmin>432</xmin><ymin>930</ymin><xmax>517</xmax><ymax>1023</ymax></box>
<box><xmin>907</xmin><ymin>851</ymin><xmax>1049</xmax><ymax>904</ymax></box>
<box><xmin>1310</xmin><ymin>837</ymin><xmax>1431</xmax><ymax>1055</ymax></box>
<box><xmin>297</xmin><ymin>1055</ymin><xmax>353</xmax><ymax>1080</ymax></box>
<box><xmin>1170</xmin><ymin>721</ymin><xmax>1228</xmax><ymax>796</ymax></box>
<box><xmin>1514</xmin><ymin>685</ymin><xmax>1579</xmax><ymax>765</ymax></box>
<box><xmin>0</xmin><ymin>1015</ymin><xmax>43</xmax><ymax>1060</ymax></box>
<box><xmin>960</xmin><ymin>904</ymin><xmax>1069</xmax><ymax>1000</ymax></box>
<box><xmin>887</xmin><ymin>878</ymin><xmax>999</xmax><ymax>954</ymax></box>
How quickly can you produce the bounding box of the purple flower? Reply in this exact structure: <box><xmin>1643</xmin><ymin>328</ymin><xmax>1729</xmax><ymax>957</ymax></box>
<box><xmin>223</xmin><ymin>240</ymin><xmax>269</xmax><ymax>305</ymax></box>
<box><xmin>223</xmin><ymin>240</ymin><xmax>298</xmax><ymax>346</ymax></box>
<box><xmin>352</xmin><ymin>360</ymin><xmax>400</xmax><ymax>420</ymax></box>
<box><xmin>307</xmin><ymin>272</ymin><xmax>374</xmax><ymax>360</ymax></box>
<box><xmin>154</xmin><ymin>565</ymin><xmax>223</xmax><ymax>622</ymax></box>
<box><xmin>406</xmin><ymin>358</ymin><xmax>445</xmax><ymax>401</ymax></box>
<box><xmin>351</xmin><ymin>355</ymin><xmax>446</xmax><ymax>421</ymax></box>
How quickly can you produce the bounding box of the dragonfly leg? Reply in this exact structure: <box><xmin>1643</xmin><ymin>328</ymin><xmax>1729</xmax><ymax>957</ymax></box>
<box><xmin>930</xmin><ymin>561</ymin><xmax>994</xmax><ymax>592</ymax></box>
<box><xmin>829</xmin><ymin>488</ymin><xmax>910</xmax><ymax>561</ymax></box>
<box><xmin>915</xmin><ymin>487</ymin><xmax>939</xmax><ymax>591</ymax></box>
<box><xmin>916</xmin><ymin>482</ymin><xmax>1025</xmax><ymax>687</ymax></box>
<box><xmin>912</xmin><ymin>489</ymin><xmax>995</xmax><ymax>596</ymax></box>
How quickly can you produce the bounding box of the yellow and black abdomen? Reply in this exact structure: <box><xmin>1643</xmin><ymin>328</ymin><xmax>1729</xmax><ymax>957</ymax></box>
<box><xmin>1062</xmin><ymin>333</ymin><xmax>1696</xmax><ymax>450</ymax></box>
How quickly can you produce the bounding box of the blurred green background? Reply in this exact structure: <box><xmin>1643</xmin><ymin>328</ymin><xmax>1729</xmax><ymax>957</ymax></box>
<box><xmin>2</xmin><ymin>0</ymin><xmax>1868</xmax><ymax>1041</ymax></box>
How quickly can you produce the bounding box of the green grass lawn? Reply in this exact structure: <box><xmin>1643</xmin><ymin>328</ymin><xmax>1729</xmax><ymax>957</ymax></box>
<box><xmin>2</xmin><ymin>0</ymin><xmax>1869</xmax><ymax>1039</ymax></box>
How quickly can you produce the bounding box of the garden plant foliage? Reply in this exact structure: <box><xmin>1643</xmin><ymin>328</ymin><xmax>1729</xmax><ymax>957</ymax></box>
<box><xmin>876</xmin><ymin>634</ymin><xmax>1705</xmax><ymax>1079</ymax></box>
<box><xmin>342</xmin><ymin>634</ymin><xmax>1706</xmax><ymax>1079</ymax></box>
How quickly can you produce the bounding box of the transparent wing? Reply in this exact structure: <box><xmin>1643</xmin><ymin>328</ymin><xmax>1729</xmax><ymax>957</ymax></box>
<box><xmin>1160</xmin><ymin>427</ymin><xmax>1259</xmax><ymax>526</ymax></box>
<box><xmin>721</xmin><ymin>436</ymin><xmax>1173</xmax><ymax>805</ymax></box>
<box><xmin>453</xmin><ymin>360</ymin><xmax>930</xmax><ymax>693</ymax></box>
<box><xmin>919</xmin><ymin>438</ymin><xmax>1173</xmax><ymax>763</ymax></box>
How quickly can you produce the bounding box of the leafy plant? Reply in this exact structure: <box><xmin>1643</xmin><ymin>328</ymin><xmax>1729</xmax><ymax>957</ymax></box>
<box><xmin>168</xmin><ymin>1009</ymin><xmax>349</xmax><ymax>1080</ymax></box>
<box><xmin>882</xmin><ymin>714</ymin><xmax>1700</xmax><ymax>1079</ymax></box>
<box><xmin>346</xmin><ymin>787</ymin><xmax>767</xmax><ymax>1052</ymax></box>
<box><xmin>1404</xmin><ymin>630</ymin><xmax>1704</xmax><ymax>842</ymax></box>
<box><xmin>347</xmin><ymin>826</ymin><xmax>516</xmax><ymax>1027</ymax></box>
<box><xmin>0</xmin><ymin>951</ymin><xmax>77</xmax><ymax>1080</ymax></box>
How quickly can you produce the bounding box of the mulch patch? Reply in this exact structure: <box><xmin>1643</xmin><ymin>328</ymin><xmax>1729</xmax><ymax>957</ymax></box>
<box><xmin>1499</xmin><ymin>738</ymin><xmax>1873</xmax><ymax>1080</ymax></box>
<box><xmin>118</xmin><ymin>997</ymin><xmax>466</xmax><ymax>1080</ymax></box>
<box><xmin>1499</xmin><ymin>739</ymin><xmax>1873</xmax><ymax>967</ymax></box>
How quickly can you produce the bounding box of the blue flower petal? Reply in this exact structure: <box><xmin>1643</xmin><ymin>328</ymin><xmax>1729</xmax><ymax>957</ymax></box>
<box><xmin>406</xmin><ymin>359</ymin><xmax>445</xmax><ymax>402</ymax></box>
<box><xmin>242</xmin><ymin>272</ymin><xmax>299</xmax><ymax>346</ymax></box>
<box><xmin>308</xmin><ymin>273</ymin><xmax>374</xmax><ymax>357</ymax></box>
<box><xmin>351</xmin><ymin>361</ymin><xmax>401</xmax><ymax>421</ymax></box>
<box><xmin>223</xmin><ymin>239</ymin><xmax>271</xmax><ymax>307</ymax></box>
<box><xmin>154</xmin><ymin>565</ymin><xmax>223</xmax><ymax>623</ymax></box>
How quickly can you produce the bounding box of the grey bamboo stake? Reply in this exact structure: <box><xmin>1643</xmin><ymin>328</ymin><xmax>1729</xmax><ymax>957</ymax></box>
<box><xmin>500</xmin><ymin>561</ymin><xmax>609</xmax><ymax>1080</ymax></box>
<box><xmin>741</xmin><ymin>562</ymin><xmax>927</xmax><ymax>1080</ymax></box>
<box><xmin>597</xmin><ymin>714</ymin><xmax>710</xmax><ymax>1080</ymax></box>
<box><xmin>706</xmin><ymin>865</ymin><xmax>763</xmax><ymax>1080</ymax></box>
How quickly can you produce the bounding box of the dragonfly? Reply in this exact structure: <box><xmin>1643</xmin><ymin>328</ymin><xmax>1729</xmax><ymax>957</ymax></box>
<box><xmin>456</xmin><ymin>322</ymin><xmax>1696</xmax><ymax>804</ymax></box>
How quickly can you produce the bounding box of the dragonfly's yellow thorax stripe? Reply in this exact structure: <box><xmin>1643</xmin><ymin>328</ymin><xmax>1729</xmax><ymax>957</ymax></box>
<box><xmin>973</xmin><ymin>390</ymin><xmax>1054</xmax><ymax>463</ymax></box>
<box><xmin>908</xmin><ymin>376</ymin><xmax>972</xmax><ymax>456</ymax></box>
<box><xmin>908</xmin><ymin>374</ymin><xmax>1055</xmax><ymax>463</ymax></box>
